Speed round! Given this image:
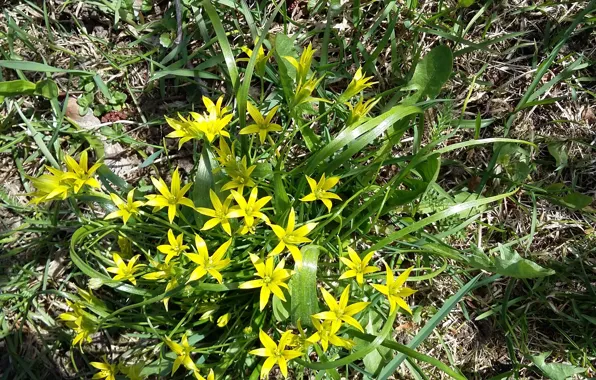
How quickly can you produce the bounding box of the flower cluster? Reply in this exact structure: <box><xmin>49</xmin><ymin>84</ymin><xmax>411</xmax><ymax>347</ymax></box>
<box><xmin>30</xmin><ymin>44</ymin><xmax>419</xmax><ymax>380</ymax></box>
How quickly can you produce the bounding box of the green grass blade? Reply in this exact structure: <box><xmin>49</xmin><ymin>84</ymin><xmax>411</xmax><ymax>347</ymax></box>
<box><xmin>202</xmin><ymin>0</ymin><xmax>239</xmax><ymax>90</ymax></box>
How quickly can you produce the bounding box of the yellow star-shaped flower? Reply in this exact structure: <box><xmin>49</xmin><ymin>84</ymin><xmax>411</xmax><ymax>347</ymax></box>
<box><xmin>157</xmin><ymin>229</ymin><xmax>189</xmax><ymax>264</ymax></box>
<box><xmin>240</xmin><ymin>102</ymin><xmax>282</xmax><ymax>144</ymax></box>
<box><xmin>144</xmin><ymin>167</ymin><xmax>195</xmax><ymax>223</ymax></box>
<box><xmin>62</xmin><ymin>151</ymin><xmax>102</xmax><ymax>193</ymax></box>
<box><xmin>372</xmin><ymin>265</ymin><xmax>417</xmax><ymax>314</ymax></box>
<box><xmin>339</xmin><ymin>247</ymin><xmax>379</xmax><ymax>285</ymax></box>
<box><xmin>300</xmin><ymin>174</ymin><xmax>342</xmax><ymax>212</ymax></box>
<box><xmin>239</xmin><ymin>254</ymin><xmax>291</xmax><ymax>311</ymax></box>
<box><xmin>196</xmin><ymin>189</ymin><xmax>235</xmax><ymax>235</ymax></box>
<box><xmin>307</xmin><ymin>318</ymin><xmax>354</xmax><ymax>352</ymax></box>
<box><xmin>228</xmin><ymin>187</ymin><xmax>271</xmax><ymax>228</ymax></box>
<box><xmin>185</xmin><ymin>235</ymin><xmax>232</xmax><ymax>284</ymax></box>
<box><xmin>312</xmin><ymin>285</ymin><xmax>369</xmax><ymax>332</ymax></box>
<box><xmin>106</xmin><ymin>253</ymin><xmax>145</xmax><ymax>285</ymax></box>
<box><xmin>268</xmin><ymin>207</ymin><xmax>317</xmax><ymax>265</ymax></box>
<box><xmin>249</xmin><ymin>330</ymin><xmax>303</xmax><ymax>379</ymax></box>
<box><xmin>105</xmin><ymin>189</ymin><xmax>143</xmax><ymax>225</ymax></box>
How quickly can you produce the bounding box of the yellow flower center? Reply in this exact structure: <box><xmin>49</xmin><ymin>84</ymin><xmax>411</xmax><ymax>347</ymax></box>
<box><xmin>168</xmin><ymin>195</ymin><xmax>178</xmax><ymax>204</ymax></box>
<box><xmin>335</xmin><ymin>308</ymin><xmax>345</xmax><ymax>319</ymax></box>
<box><xmin>262</xmin><ymin>275</ymin><xmax>272</xmax><ymax>284</ymax></box>
<box><xmin>245</xmin><ymin>206</ymin><xmax>253</xmax><ymax>215</ymax></box>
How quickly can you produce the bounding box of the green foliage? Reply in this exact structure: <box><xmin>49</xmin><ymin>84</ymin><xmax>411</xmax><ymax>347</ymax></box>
<box><xmin>530</xmin><ymin>352</ymin><xmax>586</xmax><ymax>380</ymax></box>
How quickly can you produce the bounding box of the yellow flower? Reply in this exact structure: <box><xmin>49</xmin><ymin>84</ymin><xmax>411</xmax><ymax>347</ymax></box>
<box><xmin>144</xmin><ymin>167</ymin><xmax>195</xmax><ymax>223</ymax></box>
<box><xmin>346</xmin><ymin>96</ymin><xmax>379</xmax><ymax>126</ymax></box>
<box><xmin>372</xmin><ymin>265</ymin><xmax>417</xmax><ymax>314</ymax></box>
<box><xmin>268</xmin><ymin>207</ymin><xmax>317</xmax><ymax>265</ymax></box>
<box><xmin>185</xmin><ymin>235</ymin><xmax>232</xmax><ymax>284</ymax></box>
<box><xmin>228</xmin><ymin>187</ymin><xmax>271</xmax><ymax>228</ymax></box>
<box><xmin>312</xmin><ymin>285</ymin><xmax>369</xmax><ymax>332</ymax></box>
<box><xmin>307</xmin><ymin>318</ymin><xmax>354</xmax><ymax>352</ymax></box>
<box><xmin>106</xmin><ymin>253</ymin><xmax>145</xmax><ymax>285</ymax></box>
<box><xmin>249</xmin><ymin>330</ymin><xmax>303</xmax><ymax>379</ymax></box>
<box><xmin>239</xmin><ymin>254</ymin><xmax>291</xmax><ymax>311</ymax></box>
<box><xmin>165</xmin><ymin>114</ymin><xmax>201</xmax><ymax>149</ymax></box>
<box><xmin>157</xmin><ymin>229</ymin><xmax>189</xmax><ymax>264</ymax></box>
<box><xmin>119</xmin><ymin>362</ymin><xmax>145</xmax><ymax>380</ymax></box>
<box><xmin>105</xmin><ymin>189</ymin><xmax>143</xmax><ymax>225</ymax></box>
<box><xmin>142</xmin><ymin>259</ymin><xmax>178</xmax><ymax>311</ymax></box>
<box><xmin>196</xmin><ymin>369</ymin><xmax>215</xmax><ymax>380</ymax></box>
<box><xmin>300</xmin><ymin>174</ymin><xmax>342</xmax><ymax>212</ymax></box>
<box><xmin>59</xmin><ymin>300</ymin><xmax>96</xmax><ymax>347</ymax></box>
<box><xmin>221</xmin><ymin>156</ymin><xmax>256</xmax><ymax>193</ymax></box>
<box><xmin>28</xmin><ymin>169</ymin><xmax>71</xmax><ymax>203</ymax></box>
<box><xmin>196</xmin><ymin>190</ymin><xmax>234</xmax><ymax>235</ymax></box>
<box><xmin>339</xmin><ymin>247</ymin><xmax>379</xmax><ymax>285</ymax></box>
<box><xmin>238</xmin><ymin>45</ymin><xmax>270</xmax><ymax>77</ymax></box>
<box><xmin>202</xmin><ymin>95</ymin><xmax>231</xmax><ymax>120</ymax></box>
<box><xmin>191</xmin><ymin>111</ymin><xmax>232</xmax><ymax>143</ymax></box>
<box><xmin>284</xmin><ymin>43</ymin><xmax>316</xmax><ymax>85</ymax></box>
<box><xmin>164</xmin><ymin>334</ymin><xmax>199</xmax><ymax>377</ymax></box>
<box><xmin>217</xmin><ymin>313</ymin><xmax>230</xmax><ymax>327</ymax></box>
<box><xmin>90</xmin><ymin>357</ymin><xmax>118</xmax><ymax>380</ymax></box>
<box><xmin>213</xmin><ymin>138</ymin><xmax>237</xmax><ymax>170</ymax></box>
<box><xmin>62</xmin><ymin>151</ymin><xmax>102</xmax><ymax>193</ymax></box>
<box><xmin>339</xmin><ymin>67</ymin><xmax>376</xmax><ymax>102</ymax></box>
<box><xmin>240</xmin><ymin>102</ymin><xmax>282</xmax><ymax>144</ymax></box>
<box><xmin>292</xmin><ymin>75</ymin><xmax>327</xmax><ymax>108</ymax></box>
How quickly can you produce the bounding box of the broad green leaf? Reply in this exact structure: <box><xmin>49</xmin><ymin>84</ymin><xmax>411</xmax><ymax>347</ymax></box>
<box><xmin>0</xmin><ymin>79</ymin><xmax>36</xmax><ymax>96</ymax></box>
<box><xmin>556</xmin><ymin>192</ymin><xmax>593</xmax><ymax>210</ymax></box>
<box><xmin>401</xmin><ymin>45</ymin><xmax>453</xmax><ymax>106</ymax></box>
<box><xmin>273</xmin><ymin>33</ymin><xmax>297</xmax><ymax>104</ymax></box>
<box><xmin>416</xmin><ymin>154</ymin><xmax>441</xmax><ymax>183</ymax></box>
<box><xmin>139</xmin><ymin>150</ymin><xmax>162</xmax><ymax>169</ymax></box>
<box><xmin>34</xmin><ymin>79</ymin><xmax>59</xmax><ymax>99</ymax></box>
<box><xmin>530</xmin><ymin>352</ymin><xmax>585</xmax><ymax>380</ymax></box>
<box><xmin>493</xmin><ymin>245</ymin><xmax>555</xmax><ymax>278</ymax></box>
<box><xmin>273</xmin><ymin>171</ymin><xmax>290</xmax><ymax>212</ymax></box>
<box><xmin>193</xmin><ymin>146</ymin><xmax>221</xmax><ymax>224</ymax></box>
<box><xmin>289</xmin><ymin>245</ymin><xmax>320</xmax><ymax>327</ymax></box>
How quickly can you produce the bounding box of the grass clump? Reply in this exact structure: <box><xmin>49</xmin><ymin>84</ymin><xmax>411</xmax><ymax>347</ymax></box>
<box><xmin>1</xmin><ymin>0</ymin><xmax>595</xmax><ymax>379</ymax></box>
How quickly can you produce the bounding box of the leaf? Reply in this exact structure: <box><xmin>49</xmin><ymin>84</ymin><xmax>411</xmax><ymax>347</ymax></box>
<box><xmin>493</xmin><ymin>245</ymin><xmax>555</xmax><ymax>278</ymax></box>
<box><xmin>401</xmin><ymin>45</ymin><xmax>453</xmax><ymax>106</ymax></box>
<box><xmin>557</xmin><ymin>192</ymin><xmax>592</xmax><ymax>210</ymax></box>
<box><xmin>34</xmin><ymin>79</ymin><xmax>59</xmax><ymax>99</ymax></box>
<box><xmin>273</xmin><ymin>33</ymin><xmax>297</xmax><ymax>104</ymax></box>
<box><xmin>458</xmin><ymin>0</ymin><xmax>475</xmax><ymax>7</ymax></box>
<box><xmin>289</xmin><ymin>245</ymin><xmax>320</xmax><ymax>327</ymax></box>
<box><xmin>202</xmin><ymin>0</ymin><xmax>239</xmax><ymax>90</ymax></box>
<box><xmin>416</xmin><ymin>154</ymin><xmax>441</xmax><ymax>183</ymax></box>
<box><xmin>306</xmin><ymin>105</ymin><xmax>421</xmax><ymax>174</ymax></box>
<box><xmin>547</xmin><ymin>142</ymin><xmax>568</xmax><ymax>171</ymax></box>
<box><xmin>0</xmin><ymin>80</ymin><xmax>36</xmax><ymax>96</ymax></box>
<box><xmin>139</xmin><ymin>149</ymin><xmax>162</xmax><ymax>168</ymax></box>
<box><xmin>272</xmin><ymin>294</ymin><xmax>290</xmax><ymax>322</ymax></box>
<box><xmin>530</xmin><ymin>352</ymin><xmax>585</xmax><ymax>380</ymax></box>
<box><xmin>159</xmin><ymin>33</ymin><xmax>172</xmax><ymax>48</ymax></box>
<box><xmin>193</xmin><ymin>146</ymin><xmax>220</xmax><ymax>224</ymax></box>
<box><xmin>0</xmin><ymin>60</ymin><xmax>92</xmax><ymax>75</ymax></box>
